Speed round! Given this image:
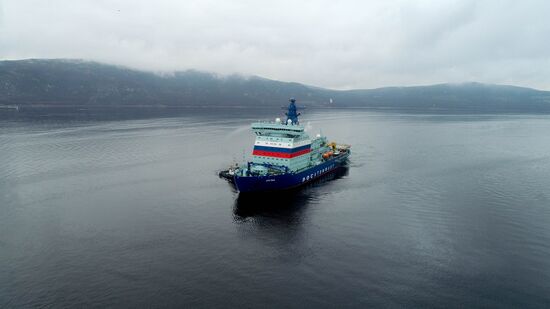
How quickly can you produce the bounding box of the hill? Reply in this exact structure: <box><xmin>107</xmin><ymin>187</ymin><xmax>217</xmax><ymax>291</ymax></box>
<box><xmin>1</xmin><ymin>59</ymin><xmax>550</xmax><ymax>112</ymax></box>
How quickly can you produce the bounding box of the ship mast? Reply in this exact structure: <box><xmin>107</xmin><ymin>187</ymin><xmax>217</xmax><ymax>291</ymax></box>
<box><xmin>285</xmin><ymin>98</ymin><xmax>301</xmax><ymax>125</ymax></box>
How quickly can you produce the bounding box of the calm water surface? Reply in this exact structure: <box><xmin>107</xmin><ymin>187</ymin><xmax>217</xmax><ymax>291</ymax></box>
<box><xmin>1</xmin><ymin>109</ymin><xmax>550</xmax><ymax>307</ymax></box>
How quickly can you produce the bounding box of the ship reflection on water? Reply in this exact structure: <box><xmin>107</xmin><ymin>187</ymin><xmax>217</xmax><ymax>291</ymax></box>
<box><xmin>233</xmin><ymin>166</ymin><xmax>349</xmax><ymax>219</ymax></box>
<box><xmin>231</xmin><ymin>166</ymin><xmax>349</xmax><ymax>257</ymax></box>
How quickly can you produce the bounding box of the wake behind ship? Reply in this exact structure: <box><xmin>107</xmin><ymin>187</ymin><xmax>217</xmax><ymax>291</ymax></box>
<box><xmin>220</xmin><ymin>98</ymin><xmax>350</xmax><ymax>193</ymax></box>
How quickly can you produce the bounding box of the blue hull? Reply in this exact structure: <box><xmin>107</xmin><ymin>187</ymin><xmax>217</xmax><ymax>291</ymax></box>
<box><xmin>234</xmin><ymin>153</ymin><xmax>350</xmax><ymax>193</ymax></box>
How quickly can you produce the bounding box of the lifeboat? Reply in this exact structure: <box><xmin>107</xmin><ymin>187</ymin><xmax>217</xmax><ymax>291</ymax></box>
<box><xmin>322</xmin><ymin>151</ymin><xmax>334</xmax><ymax>159</ymax></box>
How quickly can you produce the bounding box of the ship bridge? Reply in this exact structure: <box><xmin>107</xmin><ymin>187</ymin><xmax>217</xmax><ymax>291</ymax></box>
<box><xmin>251</xmin><ymin>122</ymin><xmax>304</xmax><ymax>137</ymax></box>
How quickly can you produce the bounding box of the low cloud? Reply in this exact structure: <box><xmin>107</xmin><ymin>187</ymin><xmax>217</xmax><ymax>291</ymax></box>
<box><xmin>1</xmin><ymin>0</ymin><xmax>549</xmax><ymax>89</ymax></box>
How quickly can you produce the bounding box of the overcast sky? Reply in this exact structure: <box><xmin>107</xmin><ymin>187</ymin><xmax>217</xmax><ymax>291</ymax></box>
<box><xmin>1</xmin><ymin>0</ymin><xmax>549</xmax><ymax>89</ymax></box>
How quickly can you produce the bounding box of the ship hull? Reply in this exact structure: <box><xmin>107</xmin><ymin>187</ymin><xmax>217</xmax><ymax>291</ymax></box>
<box><xmin>234</xmin><ymin>152</ymin><xmax>350</xmax><ymax>193</ymax></box>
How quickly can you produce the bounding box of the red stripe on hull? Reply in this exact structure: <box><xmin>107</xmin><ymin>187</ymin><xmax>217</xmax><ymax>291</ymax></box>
<box><xmin>253</xmin><ymin>148</ymin><xmax>311</xmax><ymax>158</ymax></box>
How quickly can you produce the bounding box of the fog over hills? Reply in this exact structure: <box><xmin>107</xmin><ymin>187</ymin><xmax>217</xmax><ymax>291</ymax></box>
<box><xmin>2</xmin><ymin>59</ymin><xmax>550</xmax><ymax>112</ymax></box>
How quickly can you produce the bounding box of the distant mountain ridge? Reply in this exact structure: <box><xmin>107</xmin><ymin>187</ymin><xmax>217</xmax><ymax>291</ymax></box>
<box><xmin>2</xmin><ymin>59</ymin><xmax>550</xmax><ymax>112</ymax></box>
